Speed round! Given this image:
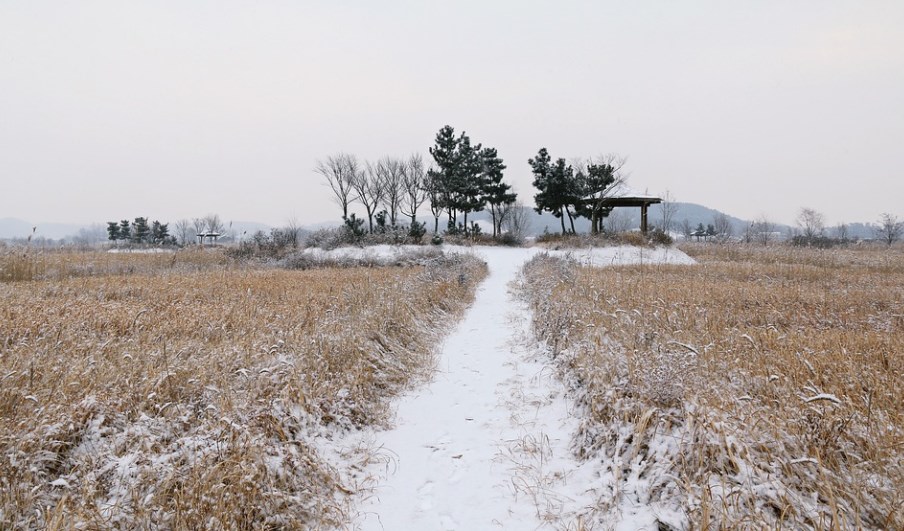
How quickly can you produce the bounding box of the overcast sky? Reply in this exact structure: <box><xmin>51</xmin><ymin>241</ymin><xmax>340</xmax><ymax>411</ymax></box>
<box><xmin>2</xmin><ymin>1</ymin><xmax>902</xmax><ymax>228</ymax></box>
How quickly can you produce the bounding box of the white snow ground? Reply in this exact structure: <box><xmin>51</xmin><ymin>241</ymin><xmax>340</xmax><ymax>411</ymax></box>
<box><xmin>324</xmin><ymin>244</ymin><xmax>694</xmax><ymax>530</ymax></box>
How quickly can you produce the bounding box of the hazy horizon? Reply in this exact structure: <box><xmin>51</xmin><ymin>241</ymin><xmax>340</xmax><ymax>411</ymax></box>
<box><xmin>2</xmin><ymin>2</ymin><xmax>902</xmax><ymax>228</ymax></box>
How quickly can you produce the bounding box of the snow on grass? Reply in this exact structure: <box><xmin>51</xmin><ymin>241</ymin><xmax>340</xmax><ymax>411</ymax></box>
<box><xmin>522</xmin><ymin>245</ymin><xmax>904</xmax><ymax>530</ymax></box>
<box><xmin>336</xmin><ymin>244</ymin><xmax>693</xmax><ymax>530</ymax></box>
<box><xmin>0</xmin><ymin>251</ymin><xmax>486</xmax><ymax>529</ymax></box>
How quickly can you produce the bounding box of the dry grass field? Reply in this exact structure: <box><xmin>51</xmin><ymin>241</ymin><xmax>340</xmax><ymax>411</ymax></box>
<box><xmin>522</xmin><ymin>244</ymin><xmax>903</xmax><ymax>530</ymax></box>
<box><xmin>0</xmin><ymin>247</ymin><xmax>486</xmax><ymax>529</ymax></box>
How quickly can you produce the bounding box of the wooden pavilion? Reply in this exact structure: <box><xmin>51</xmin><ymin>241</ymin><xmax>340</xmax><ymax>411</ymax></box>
<box><xmin>582</xmin><ymin>188</ymin><xmax>662</xmax><ymax>235</ymax></box>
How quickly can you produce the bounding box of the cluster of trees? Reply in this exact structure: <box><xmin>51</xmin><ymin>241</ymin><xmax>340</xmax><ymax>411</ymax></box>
<box><xmin>105</xmin><ymin>214</ymin><xmax>241</xmax><ymax>247</ymax></box>
<box><xmin>427</xmin><ymin>126</ymin><xmax>515</xmax><ymax>237</ymax></box>
<box><xmin>790</xmin><ymin>208</ymin><xmax>903</xmax><ymax>247</ymax></box>
<box><xmin>316</xmin><ymin>152</ymin><xmax>431</xmax><ymax>237</ymax></box>
<box><xmin>529</xmin><ymin>149</ymin><xmax>622</xmax><ymax>235</ymax></box>
<box><xmin>680</xmin><ymin>207</ymin><xmax>904</xmax><ymax>247</ymax></box>
<box><xmin>106</xmin><ymin>218</ymin><xmax>174</xmax><ymax>245</ymax></box>
<box><xmin>316</xmin><ymin>125</ymin><xmax>519</xmax><ymax>238</ymax></box>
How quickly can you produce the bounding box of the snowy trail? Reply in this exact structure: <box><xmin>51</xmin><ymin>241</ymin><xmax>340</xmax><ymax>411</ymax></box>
<box><xmin>345</xmin><ymin>245</ymin><xmax>694</xmax><ymax>530</ymax></box>
<box><xmin>352</xmin><ymin>247</ymin><xmax>589</xmax><ymax>530</ymax></box>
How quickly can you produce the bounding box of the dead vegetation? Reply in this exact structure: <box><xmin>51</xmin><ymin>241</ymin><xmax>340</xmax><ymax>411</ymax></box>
<box><xmin>521</xmin><ymin>244</ymin><xmax>903</xmax><ymax>530</ymax></box>
<box><xmin>0</xmin><ymin>248</ymin><xmax>486</xmax><ymax>529</ymax></box>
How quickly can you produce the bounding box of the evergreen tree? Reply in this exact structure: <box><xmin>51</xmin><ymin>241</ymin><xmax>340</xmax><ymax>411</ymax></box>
<box><xmin>454</xmin><ymin>133</ymin><xmax>484</xmax><ymax>232</ymax></box>
<box><xmin>106</xmin><ymin>222</ymin><xmax>121</xmax><ymax>242</ymax></box>
<box><xmin>530</xmin><ymin>148</ymin><xmax>573</xmax><ymax>234</ymax></box>
<box><xmin>428</xmin><ymin>125</ymin><xmax>460</xmax><ymax>224</ymax></box>
<box><xmin>428</xmin><ymin>125</ymin><xmax>491</xmax><ymax>234</ymax></box>
<box><xmin>479</xmin><ymin>147</ymin><xmax>515</xmax><ymax>237</ymax></box>
<box><xmin>119</xmin><ymin>220</ymin><xmax>131</xmax><ymax>242</ymax></box>
<box><xmin>151</xmin><ymin>220</ymin><xmax>169</xmax><ymax>244</ymax></box>
<box><xmin>578</xmin><ymin>161</ymin><xmax>617</xmax><ymax>234</ymax></box>
<box><xmin>132</xmin><ymin>217</ymin><xmax>151</xmax><ymax>244</ymax></box>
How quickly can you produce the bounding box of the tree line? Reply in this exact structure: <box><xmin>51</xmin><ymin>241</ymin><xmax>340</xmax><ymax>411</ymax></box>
<box><xmin>317</xmin><ymin>125</ymin><xmax>633</xmax><ymax>239</ymax></box>
<box><xmin>317</xmin><ymin>125</ymin><xmax>519</xmax><ymax>239</ymax></box>
<box><xmin>106</xmin><ymin>218</ymin><xmax>174</xmax><ymax>245</ymax></box>
<box><xmin>106</xmin><ymin>214</ymin><xmax>234</xmax><ymax>246</ymax></box>
<box><xmin>529</xmin><ymin>149</ymin><xmax>623</xmax><ymax>235</ymax></box>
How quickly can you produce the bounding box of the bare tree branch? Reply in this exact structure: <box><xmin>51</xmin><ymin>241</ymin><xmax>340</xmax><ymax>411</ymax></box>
<box><xmin>351</xmin><ymin>162</ymin><xmax>387</xmax><ymax>233</ymax></box>
<box><xmin>400</xmin><ymin>153</ymin><xmax>428</xmax><ymax>225</ymax></box>
<box><xmin>314</xmin><ymin>153</ymin><xmax>359</xmax><ymax>220</ymax></box>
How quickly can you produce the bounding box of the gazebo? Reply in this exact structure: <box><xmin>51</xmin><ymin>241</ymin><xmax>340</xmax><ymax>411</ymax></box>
<box><xmin>582</xmin><ymin>187</ymin><xmax>662</xmax><ymax>235</ymax></box>
<box><xmin>196</xmin><ymin>232</ymin><xmax>221</xmax><ymax>245</ymax></box>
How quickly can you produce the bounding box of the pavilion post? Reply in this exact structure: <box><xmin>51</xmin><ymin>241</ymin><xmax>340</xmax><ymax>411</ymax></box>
<box><xmin>641</xmin><ymin>204</ymin><xmax>649</xmax><ymax>235</ymax></box>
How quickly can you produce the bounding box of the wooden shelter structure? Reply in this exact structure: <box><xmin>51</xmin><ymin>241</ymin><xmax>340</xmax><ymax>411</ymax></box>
<box><xmin>581</xmin><ymin>188</ymin><xmax>662</xmax><ymax>235</ymax></box>
<box><xmin>196</xmin><ymin>232</ymin><xmax>221</xmax><ymax>245</ymax></box>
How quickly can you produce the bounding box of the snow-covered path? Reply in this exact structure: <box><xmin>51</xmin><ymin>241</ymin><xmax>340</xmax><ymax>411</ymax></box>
<box><xmin>346</xmin><ymin>245</ymin><xmax>694</xmax><ymax>530</ymax></box>
<box><xmin>359</xmin><ymin>249</ymin><xmax>592</xmax><ymax>531</ymax></box>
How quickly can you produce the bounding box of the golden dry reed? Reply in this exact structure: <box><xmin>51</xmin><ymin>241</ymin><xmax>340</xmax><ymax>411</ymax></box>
<box><xmin>0</xmin><ymin>249</ymin><xmax>486</xmax><ymax>529</ymax></box>
<box><xmin>522</xmin><ymin>244</ymin><xmax>903</xmax><ymax>530</ymax></box>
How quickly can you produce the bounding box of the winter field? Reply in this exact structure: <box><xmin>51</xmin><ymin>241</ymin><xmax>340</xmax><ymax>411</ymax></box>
<box><xmin>1</xmin><ymin>242</ymin><xmax>902</xmax><ymax>529</ymax></box>
<box><xmin>522</xmin><ymin>244</ymin><xmax>904</xmax><ymax>529</ymax></box>
<box><xmin>0</xmin><ymin>246</ymin><xmax>486</xmax><ymax>528</ymax></box>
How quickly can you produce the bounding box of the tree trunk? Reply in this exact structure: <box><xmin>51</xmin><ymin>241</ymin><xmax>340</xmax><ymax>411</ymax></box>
<box><xmin>559</xmin><ymin>209</ymin><xmax>566</xmax><ymax>235</ymax></box>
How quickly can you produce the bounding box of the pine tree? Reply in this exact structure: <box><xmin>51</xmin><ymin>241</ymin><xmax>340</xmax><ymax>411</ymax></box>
<box><xmin>119</xmin><ymin>220</ymin><xmax>131</xmax><ymax>242</ymax></box>
<box><xmin>132</xmin><ymin>217</ymin><xmax>151</xmax><ymax>244</ymax></box>
<box><xmin>151</xmin><ymin>220</ymin><xmax>169</xmax><ymax>244</ymax></box>
<box><xmin>530</xmin><ymin>148</ymin><xmax>573</xmax><ymax>234</ymax></box>
<box><xmin>428</xmin><ymin>125</ymin><xmax>489</xmax><ymax>234</ymax></box>
<box><xmin>454</xmin><ymin>133</ymin><xmax>484</xmax><ymax>233</ymax></box>
<box><xmin>106</xmin><ymin>222</ymin><xmax>121</xmax><ymax>242</ymax></box>
<box><xmin>428</xmin><ymin>125</ymin><xmax>460</xmax><ymax>225</ymax></box>
<box><xmin>578</xmin><ymin>162</ymin><xmax>617</xmax><ymax>234</ymax></box>
<box><xmin>479</xmin><ymin>147</ymin><xmax>514</xmax><ymax>237</ymax></box>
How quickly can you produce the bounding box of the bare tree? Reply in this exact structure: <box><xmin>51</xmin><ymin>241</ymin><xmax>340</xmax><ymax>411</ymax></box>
<box><xmin>204</xmin><ymin>213</ymin><xmax>225</xmax><ymax>234</ymax></box>
<box><xmin>284</xmin><ymin>217</ymin><xmax>302</xmax><ymax>248</ymax></box>
<box><xmin>501</xmin><ymin>201</ymin><xmax>530</xmax><ymax>239</ymax></box>
<box><xmin>712</xmin><ymin>212</ymin><xmax>733</xmax><ymax>242</ymax></box>
<box><xmin>377</xmin><ymin>156</ymin><xmax>406</xmax><ymax>227</ymax></box>
<box><xmin>192</xmin><ymin>218</ymin><xmax>207</xmax><ymax>243</ymax></box>
<box><xmin>583</xmin><ymin>153</ymin><xmax>628</xmax><ymax>234</ymax></box>
<box><xmin>314</xmin><ymin>153</ymin><xmax>359</xmax><ymax>220</ymax></box>
<box><xmin>659</xmin><ymin>190</ymin><xmax>679</xmax><ymax>234</ymax></box>
<box><xmin>424</xmin><ymin>166</ymin><xmax>443</xmax><ymax>234</ymax></box>
<box><xmin>751</xmin><ymin>215</ymin><xmax>775</xmax><ymax>246</ymax></box>
<box><xmin>352</xmin><ymin>163</ymin><xmax>387</xmax><ymax>233</ymax></box>
<box><xmin>835</xmin><ymin>222</ymin><xmax>849</xmax><ymax>242</ymax></box>
<box><xmin>400</xmin><ymin>153</ymin><xmax>428</xmax><ymax>225</ymax></box>
<box><xmin>876</xmin><ymin>212</ymin><xmax>903</xmax><ymax>246</ymax></box>
<box><xmin>174</xmin><ymin>219</ymin><xmax>192</xmax><ymax>246</ymax></box>
<box><xmin>796</xmin><ymin>207</ymin><xmax>825</xmax><ymax>241</ymax></box>
<box><xmin>680</xmin><ymin>218</ymin><xmax>693</xmax><ymax>240</ymax></box>
<box><xmin>604</xmin><ymin>208</ymin><xmax>631</xmax><ymax>234</ymax></box>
